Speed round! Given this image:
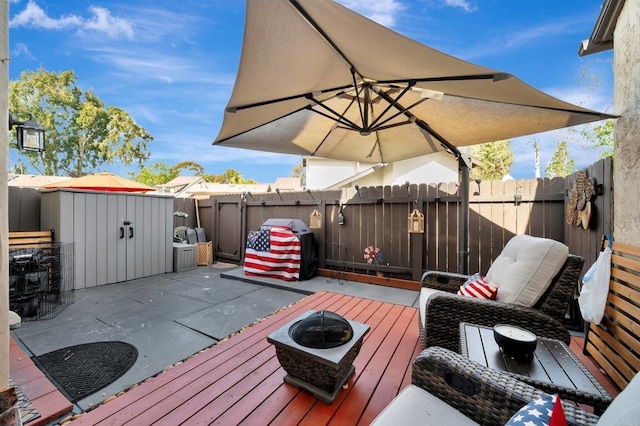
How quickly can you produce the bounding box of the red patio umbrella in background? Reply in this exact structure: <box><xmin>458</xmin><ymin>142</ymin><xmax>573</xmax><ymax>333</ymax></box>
<box><xmin>41</xmin><ymin>172</ymin><xmax>155</xmax><ymax>193</ymax></box>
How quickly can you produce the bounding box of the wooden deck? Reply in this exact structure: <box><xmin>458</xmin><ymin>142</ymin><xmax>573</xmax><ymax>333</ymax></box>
<box><xmin>70</xmin><ymin>291</ymin><xmax>422</xmax><ymax>425</ymax></box>
<box><xmin>9</xmin><ymin>337</ymin><xmax>73</xmax><ymax>425</ymax></box>
<box><xmin>10</xmin><ymin>290</ymin><xmax>620</xmax><ymax>425</ymax></box>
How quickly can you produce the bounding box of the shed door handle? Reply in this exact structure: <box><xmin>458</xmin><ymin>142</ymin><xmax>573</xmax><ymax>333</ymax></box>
<box><xmin>129</xmin><ymin>227</ymin><xmax>134</xmax><ymax>238</ymax></box>
<box><xmin>120</xmin><ymin>227</ymin><xmax>125</xmax><ymax>239</ymax></box>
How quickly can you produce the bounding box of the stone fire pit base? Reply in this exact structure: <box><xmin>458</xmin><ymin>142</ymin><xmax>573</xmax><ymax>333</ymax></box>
<box><xmin>267</xmin><ymin>310</ymin><xmax>370</xmax><ymax>404</ymax></box>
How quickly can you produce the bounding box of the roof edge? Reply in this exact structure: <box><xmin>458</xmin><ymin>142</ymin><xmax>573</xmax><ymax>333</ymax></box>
<box><xmin>579</xmin><ymin>0</ymin><xmax>626</xmax><ymax>57</ymax></box>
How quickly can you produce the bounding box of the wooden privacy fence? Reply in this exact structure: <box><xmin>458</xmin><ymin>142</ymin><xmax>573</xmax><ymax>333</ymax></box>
<box><xmin>183</xmin><ymin>158</ymin><xmax>612</xmax><ymax>289</ymax></box>
<box><xmin>191</xmin><ymin>178</ymin><xmax>566</xmax><ymax>282</ymax></box>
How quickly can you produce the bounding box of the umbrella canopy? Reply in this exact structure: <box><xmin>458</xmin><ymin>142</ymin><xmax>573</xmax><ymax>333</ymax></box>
<box><xmin>214</xmin><ymin>0</ymin><xmax>614</xmax><ymax>274</ymax></box>
<box><xmin>214</xmin><ymin>0</ymin><xmax>614</xmax><ymax>162</ymax></box>
<box><xmin>41</xmin><ymin>172</ymin><xmax>155</xmax><ymax>193</ymax></box>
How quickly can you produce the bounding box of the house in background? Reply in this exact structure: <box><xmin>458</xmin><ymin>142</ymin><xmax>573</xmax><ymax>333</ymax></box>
<box><xmin>8</xmin><ymin>174</ymin><xmax>69</xmax><ymax>188</ymax></box>
<box><xmin>154</xmin><ymin>176</ymin><xmax>204</xmax><ymax>195</ymax></box>
<box><xmin>273</xmin><ymin>177</ymin><xmax>303</xmax><ymax>192</ymax></box>
<box><xmin>156</xmin><ymin>175</ymin><xmax>302</xmax><ymax>199</ymax></box>
<box><xmin>305</xmin><ymin>149</ymin><xmax>470</xmax><ymax>190</ymax></box>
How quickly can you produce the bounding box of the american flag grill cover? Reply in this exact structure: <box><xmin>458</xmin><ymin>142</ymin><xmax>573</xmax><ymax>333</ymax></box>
<box><xmin>244</xmin><ymin>225</ymin><xmax>302</xmax><ymax>281</ymax></box>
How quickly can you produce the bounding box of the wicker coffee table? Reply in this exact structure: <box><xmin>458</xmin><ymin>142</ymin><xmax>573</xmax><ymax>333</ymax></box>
<box><xmin>459</xmin><ymin>322</ymin><xmax>612</xmax><ymax>414</ymax></box>
<box><xmin>267</xmin><ymin>311</ymin><xmax>370</xmax><ymax>404</ymax></box>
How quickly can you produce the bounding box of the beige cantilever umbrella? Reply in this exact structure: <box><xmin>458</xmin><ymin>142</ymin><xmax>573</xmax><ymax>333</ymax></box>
<box><xmin>213</xmin><ymin>0</ymin><xmax>614</xmax><ymax>272</ymax></box>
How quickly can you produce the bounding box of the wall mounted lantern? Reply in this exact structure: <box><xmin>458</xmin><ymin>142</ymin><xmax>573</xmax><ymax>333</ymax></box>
<box><xmin>337</xmin><ymin>205</ymin><xmax>345</xmax><ymax>225</ymax></box>
<box><xmin>9</xmin><ymin>113</ymin><xmax>46</xmax><ymax>152</ymax></box>
<box><xmin>309</xmin><ymin>209</ymin><xmax>323</xmax><ymax>229</ymax></box>
<box><xmin>407</xmin><ymin>208</ymin><xmax>424</xmax><ymax>233</ymax></box>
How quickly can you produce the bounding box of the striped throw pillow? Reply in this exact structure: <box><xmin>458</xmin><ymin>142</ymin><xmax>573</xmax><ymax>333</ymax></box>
<box><xmin>457</xmin><ymin>273</ymin><xmax>498</xmax><ymax>300</ymax></box>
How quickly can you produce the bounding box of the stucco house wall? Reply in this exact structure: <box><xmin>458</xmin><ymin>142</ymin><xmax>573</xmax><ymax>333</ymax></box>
<box><xmin>305</xmin><ymin>152</ymin><xmax>460</xmax><ymax>190</ymax></box>
<box><xmin>379</xmin><ymin>152</ymin><xmax>459</xmax><ymax>186</ymax></box>
<box><xmin>613</xmin><ymin>0</ymin><xmax>640</xmax><ymax>246</ymax></box>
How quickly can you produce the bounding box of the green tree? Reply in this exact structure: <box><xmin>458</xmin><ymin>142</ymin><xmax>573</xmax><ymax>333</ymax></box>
<box><xmin>9</xmin><ymin>68</ymin><xmax>153</xmax><ymax>176</ymax></box>
<box><xmin>292</xmin><ymin>162</ymin><xmax>306</xmax><ymax>186</ymax></box>
<box><xmin>173</xmin><ymin>161</ymin><xmax>205</xmax><ymax>176</ymax></box>
<box><xmin>580</xmin><ymin>119</ymin><xmax>614</xmax><ymax>158</ymax></box>
<box><xmin>470</xmin><ymin>140</ymin><xmax>514</xmax><ymax>180</ymax></box>
<box><xmin>575</xmin><ymin>60</ymin><xmax>614</xmax><ymax>158</ymax></box>
<box><xmin>132</xmin><ymin>161</ymin><xmax>179</xmax><ymax>186</ymax></box>
<box><xmin>9</xmin><ymin>159</ymin><xmax>28</xmax><ymax>174</ymax></box>
<box><xmin>207</xmin><ymin>168</ymin><xmax>256</xmax><ymax>184</ymax></box>
<box><xmin>545</xmin><ymin>141</ymin><xmax>576</xmax><ymax>178</ymax></box>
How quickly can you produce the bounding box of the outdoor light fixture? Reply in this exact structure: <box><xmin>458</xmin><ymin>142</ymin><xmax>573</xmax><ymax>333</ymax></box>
<box><xmin>338</xmin><ymin>205</ymin><xmax>345</xmax><ymax>226</ymax></box>
<box><xmin>9</xmin><ymin>113</ymin><xmax>46</xmax><ymax>152</ymax></box>
<box><xmin>309</xmin><ymin>209</ymin><xmax>323</xmax><ymax>229</ymax></box>
<box><xmin>408</xmin><ymin>208</ymin><xmax>424</xmax><ymax>234</ymax></box>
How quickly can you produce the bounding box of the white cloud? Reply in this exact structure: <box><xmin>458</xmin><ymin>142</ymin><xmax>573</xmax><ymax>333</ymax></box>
<box><xmin>443</xmin><ymin>0</ymin><xmax>477</xmax><ymax>13</ymax></box>
<box><xmin>85</xmin><ymin>45</ymin><xmax>233</xmax><ymax>87</ymax></box>
<box><xmin>338</xmin><ymin>0</ymin><xmax>405</xmax><ymax>27</ymax></box>
<box><xmin>11</xmin><ymin>42</ymin><xmax>35</xmax><ymax>60</ymax></box>
<box><xmin>9</xmin><ymin>1</ymin><xmax>133</xmax><ymax>39</ymax></box>
<box><xmin>10</xmin><ymin>1</ymin><xmax>82</xmax><ymax>29</ymax></box>
<box><xmin>82</xmin><ymin>6</ymin><xmax>134</xmax><ymax>39</ymax></box>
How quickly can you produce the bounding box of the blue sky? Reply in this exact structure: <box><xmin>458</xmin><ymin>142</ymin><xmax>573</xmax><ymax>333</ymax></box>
<box><xmin>7</xmin><ymin>0</ymin><xmax>613</xmax><ymax>182</ymax></box>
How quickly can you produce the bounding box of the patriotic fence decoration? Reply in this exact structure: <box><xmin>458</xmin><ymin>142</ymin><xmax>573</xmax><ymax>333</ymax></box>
<box><xmin>244</xmin><ymin>225</ymin><xmax>302</xmax><ymax>281</ymax></box>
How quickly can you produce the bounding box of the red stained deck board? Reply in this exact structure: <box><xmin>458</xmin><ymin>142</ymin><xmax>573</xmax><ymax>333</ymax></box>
<box><xmin>324</xmin><ymin>306</ymin><xmax>416</xmax><ymax>425</ymax></box>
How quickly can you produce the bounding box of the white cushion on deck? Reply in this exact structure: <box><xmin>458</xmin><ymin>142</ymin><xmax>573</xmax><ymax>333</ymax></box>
<box><xmin>597</xmin><ymin>372</ymin><xmax>640</xmax><ymax>425</ymax></box>
<box><xmin>371</xmin><ymin>384</ymin><xmax>480</xmax><ymax>425</ymax></box>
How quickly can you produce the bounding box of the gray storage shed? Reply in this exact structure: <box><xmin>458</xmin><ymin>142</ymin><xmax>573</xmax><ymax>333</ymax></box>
<box><xmin>40</xmin><ymin>189</ymin><xmax>174</xmax><ymax>289</ymax></box>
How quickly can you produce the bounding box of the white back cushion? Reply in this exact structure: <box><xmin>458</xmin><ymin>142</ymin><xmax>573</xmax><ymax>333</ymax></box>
<box><xmin>486</xmin><ymin>235</ymin><xmax>568</xmax><ymax>307</ymax></box>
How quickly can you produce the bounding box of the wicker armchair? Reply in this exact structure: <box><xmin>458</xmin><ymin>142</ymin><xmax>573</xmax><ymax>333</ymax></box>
<box><xmin>410</xmin><ymin>347</ymin><xmax>602</xmax><ymax>426</ymax></box>
<box><xmin>419</xmin><ymin>254</ymin><xmax>584</xmax><ymax>351</ymax></box>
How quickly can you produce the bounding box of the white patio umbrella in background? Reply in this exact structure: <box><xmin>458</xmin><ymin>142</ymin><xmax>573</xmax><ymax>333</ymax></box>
<box><xmin>214</xmin><ymin>0</ymin><xmax>615</xmax><ymax>273</ymax></box>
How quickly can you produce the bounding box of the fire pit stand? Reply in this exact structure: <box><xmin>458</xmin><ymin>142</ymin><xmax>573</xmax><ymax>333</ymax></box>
<box><xmin>267</xmin><ymin>310</ymin><xmax>370</xmax><ymax>404</ymax></box>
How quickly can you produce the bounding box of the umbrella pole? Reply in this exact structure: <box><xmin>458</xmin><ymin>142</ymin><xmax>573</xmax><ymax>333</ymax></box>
<box><xmin>458</xmin><ymin>157</ymin><xmax>471</xmax><ymax>275</ymax></box>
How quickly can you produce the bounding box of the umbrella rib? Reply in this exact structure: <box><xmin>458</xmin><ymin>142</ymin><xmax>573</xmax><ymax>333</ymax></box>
<box><xmin>437</xmin><ymin>93</ymin><xmax>617</xmax><ymax>118</ymax></box>
<box><xmin>289</xmin><ymin>0</ymin><xmax>363</xmax><ymax>77</ymax></box>
<box><xmin>308</xmin><ymin>95</ymin><xmax>362</xmax><ymax>131</ymax></box>
<box><xmin>368</xmin><ymin>84</ymin><xmax>413</xmax><ymax>128</ymax></box>
<box><xmin>373</xmin><ymin>88</ymin><xmax>461</xmax><ymax>156</ymax></box>
<box><xmin>377</xmin><ymin>73</ymin><xmax>509</xmax><ymax>85</ymax></box>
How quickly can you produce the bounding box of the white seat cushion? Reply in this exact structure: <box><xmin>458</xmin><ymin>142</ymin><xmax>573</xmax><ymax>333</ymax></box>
<box><xmin>486</xmin><ymin>235</ymin><xmax>568</xmax><ymax>307</ymax></box>
<box><xmin>597</xmin><ymin>372</ymin><xmax>640</xmax><ymax>424</ymax></box>
<box><xmin>419</xmin><ymin>287</ymin><xmax>444</xmax><ymax>328</ymax></box>
<box><xmin>371</xmin><ymin>384</ymin><xmax>480</xmax><ymax>425</ymax></box>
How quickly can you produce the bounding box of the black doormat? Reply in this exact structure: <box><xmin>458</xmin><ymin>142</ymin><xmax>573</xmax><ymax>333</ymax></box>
<box><xmin>33</xmin><ymin>341</ymin><xmax>138</xmax><ymax>403</ymax></box>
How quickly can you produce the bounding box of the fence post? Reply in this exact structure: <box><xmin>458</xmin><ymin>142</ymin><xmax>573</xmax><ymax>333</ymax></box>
<box><xmin>411</xmin><ymin>232</ymin><xmax>423</xmax><ymax>281</ymax></box>
<box><xmin>317</xmin><ymin>200</ymin><xmax>326</xmax><ymax>269</ymax></box>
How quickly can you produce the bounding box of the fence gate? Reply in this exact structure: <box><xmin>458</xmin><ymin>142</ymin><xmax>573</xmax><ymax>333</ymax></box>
<box><xmin>216</xmin><ymin>197</ymin><xmax>243</xmax><ymax>263</ymax></box>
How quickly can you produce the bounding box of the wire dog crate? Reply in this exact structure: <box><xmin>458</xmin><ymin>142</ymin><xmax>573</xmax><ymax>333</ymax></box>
<box><xmin>9</xmin><ymin>242</ymin><xmax>75</xmax><ymax>321</ymax></box>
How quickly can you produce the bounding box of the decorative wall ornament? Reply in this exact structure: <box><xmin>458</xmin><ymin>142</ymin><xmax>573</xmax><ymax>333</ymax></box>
<box><xmin>566</xmin><ymin>170</ymin><xmax>597</xmax><ymax>229</ymax></box>
<box><xmin>363</xmin><ymin>246</ymin><xmax>384</xmax><ymax>265</ymax></box>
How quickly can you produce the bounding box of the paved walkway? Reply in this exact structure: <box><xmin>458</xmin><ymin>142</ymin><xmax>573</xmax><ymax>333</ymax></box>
<box><xmin>11</xmin><ymin>264</ymin><xmax>419</xmax><ymax>412</ymax></box>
